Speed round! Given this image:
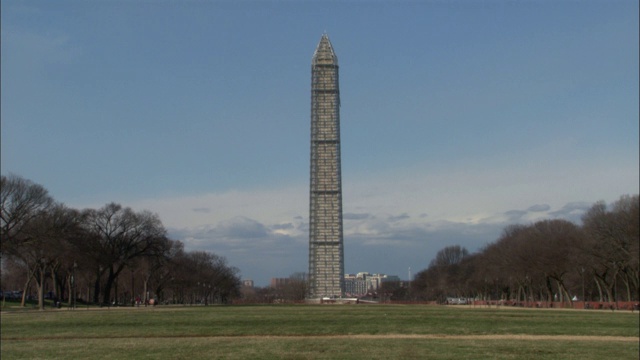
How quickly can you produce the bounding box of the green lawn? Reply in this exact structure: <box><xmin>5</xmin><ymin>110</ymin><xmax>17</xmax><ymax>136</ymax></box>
<box><xmin>1</xmin><ymin>305</ymin><xmax>638</xmax><ymax>359</ymax></box>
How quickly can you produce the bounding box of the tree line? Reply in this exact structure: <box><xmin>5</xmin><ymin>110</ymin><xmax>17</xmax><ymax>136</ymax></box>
<box><xmin>410</xmin><ymin>194</ymin><xmax>639</xmax><ymax>305</ymax></box>
<box><xmin>1</xmin><ymin>174</ymin><xmax>241</xmax><ymax>309</ymax></box>
<box><xmin>3</xmin><ymin>174</ymin><xmax>637</xmax><ymax>307</ymax></box>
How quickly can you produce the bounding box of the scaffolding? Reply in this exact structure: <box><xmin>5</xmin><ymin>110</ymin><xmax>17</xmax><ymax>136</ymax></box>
<box><xmin>308</xmin><ymin>34</ymin><xmax>344</xmax><ymax>299</ymax></box>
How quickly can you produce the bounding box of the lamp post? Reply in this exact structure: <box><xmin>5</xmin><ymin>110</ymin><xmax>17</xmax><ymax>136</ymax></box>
<box><xmin>581</xmin><ymin>267</ymin><xmax>585</xmax><ymax>309</ymax></box>
<box><xmin>612</xmin><ymin>262</ymin><xmax>617</xmax><ymax>309</ymax></box>
<box><xmin>203</xmin><ymin>283</ymin><xmax>208</xmax><ymax>306</ymax></box>
<box><xmin>195</xmin><ymin>282</ymin><xmax>199</xmax><ymax>305</ymax></box>
<box><xmin>72</xmin><ymin>261</ymin><xmax>77</xmax><ymax>309</ymax></box>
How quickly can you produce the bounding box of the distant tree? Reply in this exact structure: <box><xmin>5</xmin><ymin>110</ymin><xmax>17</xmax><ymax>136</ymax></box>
<box><xmin>527</xmin><ymin>219</ymin><xmax>582</xmax><ymax>303</ymax></box>
<box><xmin>409</xmin><ymin>195</ymin><xmax>639</xmax><ymax>304</ymax></box>
<box><xmin>163</xmin><ymin>248</ymin><xmax>240</xmax><ymax>305</ymax></box>
<box><xmin>209</xmin><ymin>256</ymin><xmax>241</xmax><ymax>304</ymax></box>
<box><xmin>478</xmin><ymin>221</ymin><xmax>583</xmax><ymax>304</ymax></box>
<box><xmin>489</xmin><ymin>225</ymin><xmax>545</xmax><ymax>302</ymax></box>
<box><xmin>164</xmin><ymin>247</ymin><xmax>192</xmax><ymax>304</ymax></box>
<box><xmin>80</xmin><ymin>203</ymin><xmax>167</xmax><ymax>305</ymax></box>
<box><xmin>413</xmin><ymin>245</ymin><xmax>470</xmax><ymax>302</ymax></box>
<box><xmin>19</xmin><ymin>204</ymin><xmax>82</xmax><ymax>309</ymax></box>
<box><xmin>581</xmin><ymin>195</ymin><xmax>639</xmax><ymax>302</ymax></box>
<box><xmin>1</xmin><ymin>176</ymin><xmax>249</xmax><ymax>307</ymax></box>
<box><xmin>429</xmin><ymin>245</ymin><xmax>469</xmax><ymax>267</ymax></box>
<box><xmin>379</xmin><ymin>280</ymin><xmax>410</xmax><ymax>302</ymax></box>
<box><xmin>272</xmin><ymin>273</ymin><xmax>308</xmax><ymax>303</ymax></box>
<box><xmin>145</xmin><ymin>238</ymin><xmax>182</xmax><ymax>303</ymax></box>
<box><xmin>1</xmin><ymin>174</ymin><xmax>54</xmax><ymax>252</ymax></box>
<box><xmin>458</xmin><ymin>253</ymin><xmax>492</xmax><ymax>300</ymax></box>
<box><xmin>1</xmin><ymin>175</ymin><xmax>57</xmax><ymax>308</ymax></box>
<box><xmin>286</xmin><ymin>272</ymin><xmax>308</xmax><ymax>302</ymax></box>
<box><xmin>240</xmin><ymin>286</ymin><xmax>277</xmax><ymax>304</ymax></box>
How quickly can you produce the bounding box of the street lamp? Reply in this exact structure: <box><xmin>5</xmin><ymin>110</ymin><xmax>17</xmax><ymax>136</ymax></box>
<box><xmin>72</xmin><ymin>261</ymin><xmax>78</xmax><ymax>309</ymax></box>
<box><xmin>612</xmin><ymin>262</ymin><xmax>617</xmax><ymax>309</ymax></box>
<box><xmin>581</xmin><ymin>267</ymin><xmax>585</xmax><ymax>309</ymax></box>
<box><xmin>203</xmin><ymin>283</ymin><xmax>208</xmax><ymax>306</ymax></box>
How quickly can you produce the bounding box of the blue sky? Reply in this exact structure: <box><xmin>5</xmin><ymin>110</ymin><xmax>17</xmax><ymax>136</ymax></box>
<box><xmin>2</xmin><ymin>0</ymin><xmax>638</xmax><ymax>286</ymax></box>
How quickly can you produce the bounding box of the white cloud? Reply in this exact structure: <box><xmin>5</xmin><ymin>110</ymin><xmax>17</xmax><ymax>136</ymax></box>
<box><xmin>115</xmin><ymin>147</ymin><xmax>637</xmax><ymax>286</ymax></box>
<box><xmin>131</xmin><ymin>186</ymin><xmax>307</xmax><ymax>229</ymax></box>
<box><xmin>527</xmin><ymin>204</ymin><xmax>551</xmax><ymax>212</ymax></box>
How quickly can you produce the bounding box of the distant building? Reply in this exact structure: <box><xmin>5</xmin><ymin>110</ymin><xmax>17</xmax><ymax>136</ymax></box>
<box><xmin>344</xmin><ymin>274</ymin><xmax>367</xmax><ymax>295</ymax></box>
<box><xmin>270</xmin><ymin>278</ymin><xmax>290</xmax><ymax>288</ymax></box>
<box><xmin>343</xmin><ymin>272</ymin><xmax>401</xmax><ymax>297</ymax></box>
<box><xmin>242</xmin><ymin>279</ymin><xmax>254</xmax><ymax>288</ymax></box>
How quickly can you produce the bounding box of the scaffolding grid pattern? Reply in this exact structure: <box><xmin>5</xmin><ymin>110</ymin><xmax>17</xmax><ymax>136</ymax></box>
<box><xmin>308</xmin><ymin>34</ymin><xmax>344</xmax><ymax>299</ymax></box>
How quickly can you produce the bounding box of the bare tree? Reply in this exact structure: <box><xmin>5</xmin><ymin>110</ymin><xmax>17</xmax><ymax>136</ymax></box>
<box><xmin>528</xmin><ymin>219</ymin><xmax>582</xmax><ymax>304</ymax></box>
<box><xmin>1</xmin><ymin>175</ymin><xmax>55</xmax><ymax>307</ymax></box>
<box><xmin>1</xmin><ymin>175</ymin><xmax>54</xmax><ymax>246</ymax></box>
<box><xmin>429</xmin><ymin>245</ymin><xmax>469</xmax><ymax>267</ymax></box>
<box><xmin>144</xmin><ymin>238</ymin><xmax>181</xmax><ymax>303</ymax></box>
<box><xmin>19</xmin><ymin>205</ymin><xmax>82</xmax><ymax>309</ymax></box>
<box><xmin>610</xmin><ymin>195</ymin><xmax>639</xmax><ymax>301</ymax></box>
<box><xmin>80</xmin><ymin>203</ymin><xmax>167</xmax><ymax>305</ymax></box>
<box><xmin>1</xmin><ymin>176</ymin><xmax>247</xmax><ymax>307</ymax></box>
<box><xmin>581</xmin><ymin>195</ymin><xmax>639</xmax><ymax>302</ymax></box>
<box><xmin>413</xmin><ymin>245</ymin><xmax>471</xmax><ymax>302</ymax></box>
<box><xmin>162</xmin><ymin>248</ymin><xmax>240</xmax><ymax>305</ymax></box>
<box><xmin>272</xmin><ymin>272</ymin><xmax>308</xmax><ymax>303</ymax></box>
<box><xmin>408</xmin><ymin>195</ymin><xmax>638</xmax><ymax>304</ymax></box>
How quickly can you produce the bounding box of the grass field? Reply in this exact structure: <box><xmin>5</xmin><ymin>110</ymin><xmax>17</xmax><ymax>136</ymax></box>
<box><xmin>1</xmin><ymin>304</ymin><xmax>638</xmax><ymax>359</ymax></box>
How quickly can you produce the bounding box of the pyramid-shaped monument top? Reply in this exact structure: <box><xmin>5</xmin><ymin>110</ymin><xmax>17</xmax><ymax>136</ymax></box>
<box><xmin>312</xmin><ymin>33</ymin><xmax>338</xmax><ymax>66</ymax></box>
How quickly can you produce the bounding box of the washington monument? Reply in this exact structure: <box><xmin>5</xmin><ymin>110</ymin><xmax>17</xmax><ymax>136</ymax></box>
<box><xmin>308</xmin><ymin>34</ymin><xmax>344</xmax><ymax>299</ymax></box>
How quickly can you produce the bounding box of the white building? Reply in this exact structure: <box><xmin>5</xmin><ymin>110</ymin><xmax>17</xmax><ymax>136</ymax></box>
<box><xmin>343</xmin><ymin>272</ymin><xmax>401</xmax><ymax>297</ymax></box>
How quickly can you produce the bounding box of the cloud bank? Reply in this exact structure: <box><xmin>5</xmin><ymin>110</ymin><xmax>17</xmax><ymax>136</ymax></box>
<box><xmin>123</xmin><ymin>153</ymin><xmax>636</xmax><ymax>286</ymax></box>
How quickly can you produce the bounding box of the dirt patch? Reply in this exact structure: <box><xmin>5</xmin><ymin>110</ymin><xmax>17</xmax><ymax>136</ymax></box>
<box><xmin>330</xmin><ymin>334</ymin><xmax>639</xmax><ymax>342</ymax></box>
<box><xmin>3</xmin><ymin>334</ymin><xmax>638</xmax><ymax>343</ymax></box>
